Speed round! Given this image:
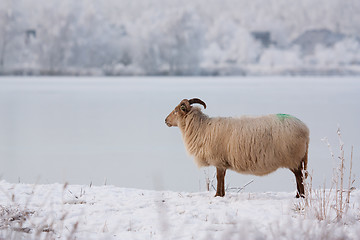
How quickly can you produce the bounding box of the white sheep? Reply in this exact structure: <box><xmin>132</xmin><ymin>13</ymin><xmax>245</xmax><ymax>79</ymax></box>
<box><xmin>165</xmin><ymin>98</ymin><xmax>309</xmax><ymax>197</ymax></box>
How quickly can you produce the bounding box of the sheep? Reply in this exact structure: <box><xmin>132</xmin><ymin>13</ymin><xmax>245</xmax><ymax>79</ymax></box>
<box><xmin>165</xmin><ymin>98</ymin><xmax>309</xmax><ymax>198</ymax></box>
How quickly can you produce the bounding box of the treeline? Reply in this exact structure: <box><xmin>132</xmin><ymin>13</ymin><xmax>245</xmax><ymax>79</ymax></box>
<box><xmin>1</xmin><ymin>0</ymin><xmax>360</xmax><ymax>76</ymax></box>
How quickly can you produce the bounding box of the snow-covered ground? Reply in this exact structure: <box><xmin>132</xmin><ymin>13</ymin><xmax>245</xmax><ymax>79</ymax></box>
<box><xmin>0</xmin><ymin>181</ymin><xmax>359</xmax><ymax>240</ymax></box>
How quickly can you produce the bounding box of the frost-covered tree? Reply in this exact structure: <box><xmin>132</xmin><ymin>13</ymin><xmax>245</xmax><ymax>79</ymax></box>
<box><xmin>33</xmin><ymin>2</ymin><xmax>75</xmax><ymax>73</ymax></box>
<box><xmin>0</xmin><ymin>0</ymin><xmax>17</xmax><ymax>69</ymax></box>
<box><xmin>134</xmin><ymin>9</ymin><xmax>205</xmax><ymax>75</ymax></box>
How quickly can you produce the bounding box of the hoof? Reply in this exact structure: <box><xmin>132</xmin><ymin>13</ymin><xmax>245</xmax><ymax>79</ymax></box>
<box><xmin>214</xmin><ymin>193</ymin><xmax>225</xmax><ymax>197</ymax></box>
<box><xmin>295</xmin><ymin>193</ymin><xmax>305</xmax><ymax>198</ymax></box>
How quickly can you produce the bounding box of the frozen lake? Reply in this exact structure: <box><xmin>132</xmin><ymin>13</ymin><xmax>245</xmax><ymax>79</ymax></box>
<box><xmin>0</xmin><ymin>76</ymin><xmax>359</xmax><ymax>193</ymax></box>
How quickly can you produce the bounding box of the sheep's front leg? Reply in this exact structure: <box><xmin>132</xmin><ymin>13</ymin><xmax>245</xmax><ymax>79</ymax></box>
<box><xmin>215</xmin><ymin>167</ymin><xmax>226</xmax><ymax>197</ymax></box>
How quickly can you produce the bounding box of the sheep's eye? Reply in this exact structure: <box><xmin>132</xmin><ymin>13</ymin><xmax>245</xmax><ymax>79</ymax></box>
<box><xmin>180</xmin><ymin>105</ymin><xmax>186</xmax><ymax>112</ymax></box>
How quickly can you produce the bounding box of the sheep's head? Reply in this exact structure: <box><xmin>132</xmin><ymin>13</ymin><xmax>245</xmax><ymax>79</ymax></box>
<box><xmin>165</xmin><ymin>98</ymin><xmax>206</xmax><ymax>127</ymax></box>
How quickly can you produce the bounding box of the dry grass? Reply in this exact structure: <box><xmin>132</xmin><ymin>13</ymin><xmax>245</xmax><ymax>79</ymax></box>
<box><xmin>296</xmin><ymin>128</ymin><xmax>356</xmax><ymax>222</ymax></box>
<box><xmin>204</xmin><ymin>168</ymin><xmax>254</xmax><ymax>194</ymax></box>
<box><xmin>0</xmin><ymin>182</ymin><xmax>82</xmax><ymax>240</ymax></box>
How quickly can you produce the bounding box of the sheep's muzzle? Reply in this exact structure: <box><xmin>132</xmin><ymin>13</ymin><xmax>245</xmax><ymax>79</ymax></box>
<box><xmin>165</xmin><ymin>117</ymin><xmax>172</xmax><ymax>127</ymax></box>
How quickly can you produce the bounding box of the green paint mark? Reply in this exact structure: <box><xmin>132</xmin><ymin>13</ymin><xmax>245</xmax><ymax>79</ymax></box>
<box><xmin>276</xmin><ymin>113</ymin><xmax>295</xmax><ymax>121</ymax></box>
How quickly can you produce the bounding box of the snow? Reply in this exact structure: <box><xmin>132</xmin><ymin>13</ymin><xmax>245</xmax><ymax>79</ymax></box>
<box><xmin>1</xmin><ymin>181</ymin><xmax>359</xmax><ymax>239</ymax></box>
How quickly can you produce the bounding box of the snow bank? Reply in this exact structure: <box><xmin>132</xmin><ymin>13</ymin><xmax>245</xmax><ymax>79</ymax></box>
<box><xmin>0</xmin><ymin>181</ymin><xmax>359</xmax><ymax>239</ymax></box>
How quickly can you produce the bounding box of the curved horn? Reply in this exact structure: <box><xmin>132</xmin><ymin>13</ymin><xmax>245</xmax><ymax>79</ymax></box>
<box><xmin>189</xmin><ymin>98</ymin><xmax>206</xmax><ymax>109</ymax></box>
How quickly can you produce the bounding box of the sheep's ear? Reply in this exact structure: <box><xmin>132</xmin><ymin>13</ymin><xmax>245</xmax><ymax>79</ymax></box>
<box><xmin>180</xmin><ymin>104</ymin><xmax>187</xmax><ymax>112</ymax></box>
<box><xmin>179</xmin><ymin>99</ymin><xmax>191</xmax><ymax>112</ymax></box>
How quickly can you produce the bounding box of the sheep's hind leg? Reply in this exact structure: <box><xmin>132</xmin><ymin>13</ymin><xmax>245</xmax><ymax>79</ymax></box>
<box><xmin>292</xmin><ymin>166</ymin><xmax>305</xmax><ymax>198</ymax></box>
<box><xmin>215</xmin><ymin>167</ymin><xmax>226</xmax><ymax>197</ymax></box>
